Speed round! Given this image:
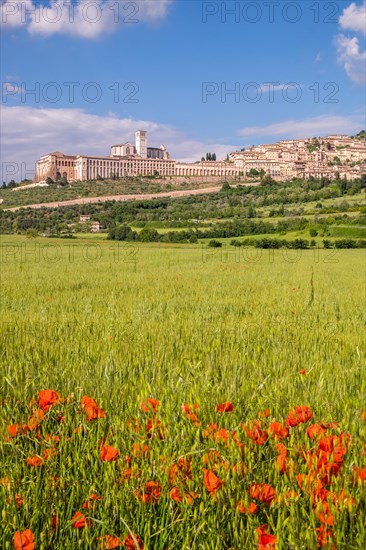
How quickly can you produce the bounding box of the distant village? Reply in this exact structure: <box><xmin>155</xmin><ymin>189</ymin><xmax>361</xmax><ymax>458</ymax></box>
<box><xmin>33</xmin><ymin>131</ymin><xmax>366</xmax><ymax>184</ymax></box>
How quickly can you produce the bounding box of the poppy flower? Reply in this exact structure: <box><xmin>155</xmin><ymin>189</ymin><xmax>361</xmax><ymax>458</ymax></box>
<box><xmin>146</xmin><ymin>417</ymin><xmax>167</xmax><ymax>440</ymax></box>
<box><xmin>244</xmin><ymin>420</ymin><xmax>268</xmax><ymax>445</ymax></box>
<box><xmin>43</xmin><ymin>448</ymin><xmax>57</xmax><ymax>461</ymax></box>
<box><xmin>71</xmin><ymin>511</ymin><xmax>91</xmax><ymax>529</ymax></box>
<box><xmin>169</xmin><ymin>487</ymin><xmax>197</xmax><ymax>505</ymax></box>
<box><xmin>203</xmin><ymin>468</ymin><xmax>224</xmax><ymax>494</ymax></box>
<box><xmin>299</xmin><ymin>369</ymin><xmax>306</xmax><ymax>375</ymax></box>
<box><xmin>38</xmin><ymin>389</ymin><xmax>60</xmax><ymax>411</ymax></box>
<box><xmin>285</xmin><ymin>405</ymin><xmax>312</xmax><ymax>427</ymax></box>
<box><xmin>237</xmin><ymin>500</ymin><xmax>258</xmax><ymax>514</ymax></box>
<box><xmin>249</xmin><ymin>483</ymin><xmax>276</xmax><ymax>505</ymax></box>
<box><xmin>141</xmin><ymin>398</ymin><xmax>160</xmax><ymax>413</ymax></box>
<box><xmin>14</xmin><ymin>494</ymin><xmax>24</xmax><ymax>508</ymax></box>
<box><xmin>352</xmin><ymin>465</ymin><xmax>366</xmax><ymax>484</ymax></box>
<box><xmin>27</xmin><ymin>456</ymin><xmax>43</xmax><ymax>468</ymax></box>
<box><xmin>100</xmin><ymin>445</ymin><xmax>119</xmax><ymax>462</ymax></box>
<box><xmin>83</xmin><ymin>493</ymin><xmax>103</xmax><ymax>509</ymax></box>
<box><xmin>182</xmin><ymin>403</ymin><xmax>199</xmax><ymax>414</ymax></box>
<box><xmin>99</xmin><ymin>535</ymin><xmax>121</xmax><ymax>549</ymax></box>
<box><xmin>202</xmin><ymin>450</ymin><xmax>228</xmax><ymax>472</ymax></box>
<box><xmin>316</xmin><ymin>525</ymin><xmax>334</xmax><ymax>548</ymax></box>
<box><xmin>169</xmin><ymin>458</ymin><xmax>192</xmax><ymax>486</ymax></box>
<box><xmin>332</xmin><ymin>489</ymin><xmax>356</xmax><ymax>510</ymax></box>
<box><xmin>81</xmin><ymin>396</ymin><xmax>106</xmax><ymax>421</ymax></box>
<box><xmin>27</xmin><ymin>409</ymin><xmax>45</xmax><ymax>431</ymax></box>
<box><xmin>268</xmin><ymin>422</ymin><xmax>289</xmax><ymax>440</ymax></box>
<box><xmin>51</xmin><ymin>515</ymin><xmax>58</xmax><ymax>530</ymax></box>
<box><xmin>217</xmin><ymin>402</ymin><xmax>234</xmax><ymax>413</ymax></box>
<box><xmin>307</xmin><ymin>424</ymin><xmax>327</xmax><ymax>440</ymax></box>
<box><xmin>135</xmin><ymin>481</ymin><xmax>162</xmax><ymax>504</ymax></box>
<box><xmin>131</xmin><ymin>442</ymin><xmax>150</xmax><ymax>458</ymax></box>
<box><xmin>7</xmin><ymin>423</ymin><xmax>29</xmax><ymax>438</ymax></box>
<box><xmin>13</xmin><ymin>529</ymin><xmax>35</xmax><ymax>550</ymax></box>
<box><xmin>256</xmin><ymin>524</ymin><xmax>276</xmax><ymax>549</ymax></box>
<box><xmin>316</xmin><ymin>501</ymin><xmax>335</xmax><ymax>526</ymax></box>
<box><xmin>121</xmin><ymin>533</ymin><xmax>144</xmax><ymax>549</ymax></box>
<box><xmin>259</xmin><ymin>408</ymin><xmax>270</xmax><ymax>418</ymax></box>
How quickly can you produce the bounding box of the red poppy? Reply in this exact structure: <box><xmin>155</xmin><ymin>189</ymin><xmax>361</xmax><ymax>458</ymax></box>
<box><xmin>299</xmin><ymin>369</ymin><xmax>306</xmax><ymax>375</ymax></box>
<box><xmin>237</xmin><ymin>500</ymin><xmax>258</xmax><ymax>514</ymax></box>
<box><xmin>27</xmin><ymin>409</ymin><xmax>45</xmax><ymax>431</ymax></box>
<box><xmin>307</xmin><ymin>424</ymin><xmax>327</xmax><ymax>440</ymax></box>
<box><xmin>316</xmin><ymin>501</ymin><xmax>335</xmax><ymax>526</ymax></box>
<box><xmin>38</xmin><ymin>390</ymin><xmax>60</xmax><ymax>411</ymax></box>
<box><xmin>27</xmin><ymin>456</ymin><xmax>43</xmax><ymax>468</ymax></box>
<box><xmin>43</xmin><ymin>448</ymin><xmax>57</xmax><ymax>462</ymax></box>
<box><xmin>131</xmin><ymin>442</ymin><xmax>150</xmax><ymax>458</ymax></box>
<box><xmin>244</xmin><ymin>420</ymin><xmax>268</xmax><ymax>445</ymax></box>
<box><xmin>135</xmin><ymin>481</ymin><xmax>162</xmax><ymax>504</ymax></box>
<box><xmin>121</xmin><ymin>533</ymin><xmax>144</xmax><ymax>549</ymax></box>
<box><xmin>182</xmin><ymin>404</ymin><xmax>201</xmax><ymax>426</ymax></box>
<box><xmin>71</xmin><ymin>511</ymin><xmax>91</xmax><ymax>529</ymax></box>
<box><xmin>146</xmin><ymin>417</ymin><xmax>167</xmax><ymax>440</ymax></box>
<box><xmin>141</xmin><ymin>398</ymin><xmax>160</xmax><ymax>413</ymax></box>
<box><xmin>81</xmin><ymin>396</ymin><xmax>106</xmax><ymax>421</ymax></box>
<box><xmin>182</xmin><ymin>403</ymin><xmax>199</xmax><ymax>414</ymax></box>
<box><xmin>13</xmin><ymin>530</ymin><xmax>35</xmax><ymax>550</ymax></box>
<box><xmin>169</xmin><ymin>457</ymin><xmax>192</xmax><ymax>486</ymax></box>
<box><xmin>7</xmin><ymin>424</ymin><xmax>29</xmax><ymax>438</ymax></box>
<box><xmin>268</xmin><ymin>422</ymin><xmax>289</xmax><ymax>440</ymax></box>
<box><xmin>202</xmin><ymin>450</ymin><xmax>228</xmax><ymax>472</ymax></box>
<box><xmin>316</xmin><ymin>525</ymin><xmax>334</xmax><ymax>548</ymax></box>
<box><xmin>259</xmin><ymin>408</ymin><xmax>270</xmax><ymax>418</ymax></box>
<box><xmin>352</xmin><ymin>465</ymin><xmax>366</xmax><ymax>484</ymax></box>
<box><xmin>285</xmin><ymin>405</ymin><xmax>312</xmax><ymax>427</ymax></box>
<box><xmin>100</xmin><ymin>445</ymin><xmax>119</xmax><ymax>462</ymax></box>
<box><xmin>332</xmin><ymin>489</ymin><xmax>356</xmax><ymax>509</ymax></box>
<box><xmin>249</xmin><ymin>483</ymin><xmax>276</xmax><ymax>505</ymax></box>
<box><xmin>83</xmin><ymin>493</ymin><xmax>103</xmax><ymax>509</ymax></box>
<box><xmin>217</xmin><ymin>402</ymin><xmax>234</xmax><ymax>413</ymax></box>
<box><xmin>256</xmin><ymin>524</ymin><xmax>276</xmax><ymax>549</ymax></box>
<box><xmin>51</xmin><ymin>515</ymin><xmax>58</xmax><ymax>530</ymax></box>
<box><xmin>169</xmin><ymin>487</ymin><xmax>197</xmax><ymax>505</ymax></box>
<box><xmin>203</xmin><ymin>468</ymin><xmax>224</xmax><ymax>494</ymax></box>
<box><xmin>99</xmin><ymin>535</ymin><xmax>121</xmax><ymax>549</ymax></box>
<box><xmin>14</xmin><ymin>494</ymin><xmax>24</xmax><ymax>508</ymax></box>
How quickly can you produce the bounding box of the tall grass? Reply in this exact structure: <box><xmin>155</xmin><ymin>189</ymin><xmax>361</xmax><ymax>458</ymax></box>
<box><xmin>1</xmin><ymin>236</ymin><xmax>365</xmax><ymax>548</ymax></box>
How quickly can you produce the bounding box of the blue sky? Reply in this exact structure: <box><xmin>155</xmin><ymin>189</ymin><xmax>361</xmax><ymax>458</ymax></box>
<box><xmin>1</xmin><ymin>0</ymin><xmax>365</xmax><ymax>181</ymax></box>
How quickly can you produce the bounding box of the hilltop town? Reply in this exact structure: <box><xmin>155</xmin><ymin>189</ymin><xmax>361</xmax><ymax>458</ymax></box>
<box><xmin>229</xmin><ymin>132</ymin><xmax>366</xmax><ymax>181</ymax></box>
<box><xmin>33</xmin><ymin>131</ymin><xmax>366</xmax><ymax>185</ymax></box>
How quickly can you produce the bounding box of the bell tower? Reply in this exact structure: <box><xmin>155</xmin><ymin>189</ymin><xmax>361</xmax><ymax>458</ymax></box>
<box><xmin>135</xmin><ymin>130</ymin><xmax>147</xmax><ymax>158</ymax></box>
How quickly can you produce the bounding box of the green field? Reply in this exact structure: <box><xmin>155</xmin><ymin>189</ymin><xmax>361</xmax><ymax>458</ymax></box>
<box><xmin>1</xmin><ymin>236</ymin><xmax>365</xmax><ymax>549</ymax></box>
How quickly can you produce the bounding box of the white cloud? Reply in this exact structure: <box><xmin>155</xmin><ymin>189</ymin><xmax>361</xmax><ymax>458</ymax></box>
<box><xmin>0</xmin><ymin>0</ymin><xmax>173</xmax><ymax>37</ymax></box>
<box><xmin>339</xmin><ymin>1</ymin><xmax>366</xmax><ymax>36</ymax></box>
<box><xmin>1</xmin><ymin>105</ymin><xmax>238</xmax><ymax>181</ymax></box>
<box><xmin>335</xmin><ymin>1</ymin><xmax>366</xmax><ymax>84</ymax></box>
<box><xmin>314</xmin><ymin>52</ymin><xmax>321</xmax><ymax>63</ymax></box>
<box><xmin>335</xmin><ymin>33</ymin><xmax>366</xmax><ymax>84</ymax></box>
<box><xmin>237</xmin><ymin>114</ymin><xmax>364</xmax><ymax>139</ymax></box>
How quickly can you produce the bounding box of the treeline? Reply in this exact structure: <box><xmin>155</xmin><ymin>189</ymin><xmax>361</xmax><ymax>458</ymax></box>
<box><xmin>108</xmin><ymin>217</ymin><xmax>312</xmax><ymax>243</ymax></box>
<box><xmin>231</xmin><ymin>238</ymin><xmax>366</xmax><ymax>249</ymax></box>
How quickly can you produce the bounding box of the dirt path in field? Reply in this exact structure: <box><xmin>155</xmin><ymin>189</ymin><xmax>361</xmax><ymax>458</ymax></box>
<box><xmin>3</xmin><ymin>184</ymin><xmax>259</xmax><ymax>212</ymax></box>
